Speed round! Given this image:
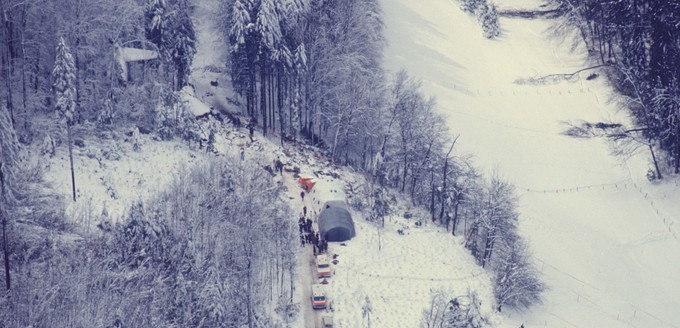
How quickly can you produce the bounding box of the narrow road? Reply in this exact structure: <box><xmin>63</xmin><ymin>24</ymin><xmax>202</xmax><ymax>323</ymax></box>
<box><xmin>297</xmin><ymin>244</ymin><xmax>321</xmax><ymax>328</ymax></box>
<box><xmin>282</xmin><ymin>173</ymin><xmax>322</xmax><ymax>328</ymax></box>
<box><xmin>190</xmin><ymin>1</ymin><xmax>327</xmax><ymax>326</ymax></box>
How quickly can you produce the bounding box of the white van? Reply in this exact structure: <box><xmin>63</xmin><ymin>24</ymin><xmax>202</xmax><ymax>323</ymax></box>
<box><xmin>311</xmin><ymin>284</ymin><xmax>327</xmax><ymax>309</ymax></box>
<box><xmin>316</xmin><ymin>254</ymin><xmax>332</xmax><ymax>278</ymax></box>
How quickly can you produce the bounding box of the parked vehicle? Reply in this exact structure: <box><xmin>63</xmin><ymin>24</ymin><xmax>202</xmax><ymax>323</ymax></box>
<box><xmin>321</xmin><ymin>313</ymin><xmax>333</xmax><ymax>327</ymax></box>
<box><xmin>311</xmin><ymin>284</ymin><xmax>327</xmax><ymax>309</ymax></box>
<box><xmin>316</xmin><ymin>254</ymin><xmax>332</xmax><ymax>278</ymax></box>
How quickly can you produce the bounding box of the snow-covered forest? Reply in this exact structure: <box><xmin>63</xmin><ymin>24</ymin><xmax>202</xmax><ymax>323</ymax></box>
<box><xmin>1</xmin><ymin>0</ymin><xmax>679</xmax><ymax>326</ymax></box>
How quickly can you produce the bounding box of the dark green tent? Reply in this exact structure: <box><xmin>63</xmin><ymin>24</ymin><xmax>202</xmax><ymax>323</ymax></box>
<box><xmin>318</xmin><ymin>201</ymin><xmax>356</xmax><ymax>242</ymax></box>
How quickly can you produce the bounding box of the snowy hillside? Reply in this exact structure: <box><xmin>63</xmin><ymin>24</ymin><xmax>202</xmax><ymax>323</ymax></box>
<box><xmin>7</xmin><ymin>0</ymin><xmax>679</xmax><ymax>326</ymax></box>
<box><xmin>382</xmin><ymin>0</ymin><xmax>680</xmax><ymax>327</ymax></box>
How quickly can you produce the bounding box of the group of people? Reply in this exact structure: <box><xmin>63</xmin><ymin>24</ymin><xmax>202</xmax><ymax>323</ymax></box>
<box><xmin>298</xmin><ymin>210</ymin><xmax>328</xmax><ymax>256</ymax></box>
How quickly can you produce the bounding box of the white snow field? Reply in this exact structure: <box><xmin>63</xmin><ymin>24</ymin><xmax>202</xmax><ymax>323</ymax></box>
<box><xmin>382</xmin><ymin>0</ymin><xmax>680</xmax><ymax>327</ymax></box>
<box><xmin>299</xmin><ymin>173</ymin><xmax>498</xmax><ymax>327</ymax></box>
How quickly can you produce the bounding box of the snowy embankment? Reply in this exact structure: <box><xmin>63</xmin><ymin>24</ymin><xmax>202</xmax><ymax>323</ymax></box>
<box><xmin>382</xmin><ymin>0</ymin><xmax>680</xmax><ymax>327</ymax></box>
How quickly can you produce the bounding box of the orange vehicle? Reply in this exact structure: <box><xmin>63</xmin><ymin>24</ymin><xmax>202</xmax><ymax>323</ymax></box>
<box><xmin>316</xmin><ymin>254</ymin><xmax>332</xmax><ymax>278</ymax></box>
<box><xmin>299</xmin><ymin>177</ymin><xmax>316</xmax><ymax>191</ymax></box>
<box><xmin>311</xmin><ymin>284</ymin><xmax>327</xmax><ymax>309</ymax></box>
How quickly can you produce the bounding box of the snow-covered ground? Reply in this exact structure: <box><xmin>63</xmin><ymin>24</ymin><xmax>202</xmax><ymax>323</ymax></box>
<box><xmin>40</xmin><ymin>0</ymin><xmax>680</xmax><ymax>327</ymax></box>
<box><xmin>43</xmin><ymin>128</ymin><xmax>201</xmax><ymax>225</ymax></box>
<box><xmin>279</xmin><ymin>148</ymin><xmax>499</xmax><ymax>328</ymax></box>
<box><xmin>326</xmin><ymin>209</ymin><xmax>495</xmax><ymax>327</ymax></box>
<box><xmin>382</xmin><ymin>0</ymin><xmax>680</xmax><ymax>327</ymax></box>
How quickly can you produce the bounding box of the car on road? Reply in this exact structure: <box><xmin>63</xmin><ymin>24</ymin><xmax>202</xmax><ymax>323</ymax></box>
<box><xmin>316</xmin><ymin>254</ymin><xmax>332</xmax><ymax>278</ymax></box>
<box><xmin>311</xmin><ymin>284</ymin><xmax>327</xmax><ymax>309</ymax></box>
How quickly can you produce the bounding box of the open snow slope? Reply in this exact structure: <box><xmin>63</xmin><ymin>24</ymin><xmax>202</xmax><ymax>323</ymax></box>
<box><xmin>382</xmin><ymin>0</ymin><xmax>680</xmax><ymax>327</ymax></box>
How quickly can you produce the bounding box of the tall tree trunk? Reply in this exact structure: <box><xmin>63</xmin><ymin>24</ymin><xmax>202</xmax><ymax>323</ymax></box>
<box><xmin>2</xmin><ymin>14</ymin><xmax>14</xmax><ymax>127</ymax></box>
<box><xmin>268</xmin><ymin>71</ymin><xmax>273</xmax><ymax>133</ymax></box>
<box><xmin>331</xmin><ymin>117</ymin><xmax>342</xmax><ymax>159</ymax></box>
<box><xmin>260</xmin><ymin>63</ymin><xmax>267</xmax><ymax>136</ymax></box>
<box><xmin>277</xmin><ymin>71</ymin><xmax>285</xmax><ymax>145</ymax></box>
<box><xmin>0</xmin><ymin>163</ymin><xmax>9</xmax><ymax>290</ymax></box>
<box><xmin>401</xmin><ymin>155</ymin><xmax>408</xmax><ymax>193</ymax></box>
<box><xmin>649</xmin><ymin>143</ymin><xmax>662</xmax><ymax>180</ymax></box>
<box><xmin>20</xmin><ymin>4</ymin><xmax>26</xmax><ymax>116</ymax></box>
<box><xmin>451</xmin><ymin>198</ymin><xmax>460</xmax><ymax>236</ymax></box>
<box><xmin>74</xmin><ymin>2</ymin><xmax>83</xmax><ymax>123</ymax></box>
<box><xmin>380</xmin><ymin>114</ymin><xmax>396</xmax><ymax>159</ymax></box>
<box><xmin>246</xmin><ymin>257</ymin><xmax>253</xmax><ymax>328</ymax></box>
<box><xmin>410</xmin><ymin>141</ymin><xmax>433</xmax><ymax>200</ymax></box>
<box><xmin>34</xmin><ymin>56</ymin><xmax>39</xmax><ymax>92</ymax></box>
<box><xmin>675</xmin><ymin>128</ymin><xmax>680</xmax><ymax>174</ymax></box>
<box><xmin>340</xmin><ymin>109</ymin><xmax>355</xmax><ymax>163</ymax></box>
<box><xmin>1</xmin><ymin>211</ymin><xmax>8</xmax><ymax>290</ymax></box>
<box><xmin>482</xmin><ymin>228</ymin><xmax>496</xmax><ymax>268</ymax></box>
<box><xmin>67</xmin><ymin>122</ymin><xmax>76</xmax><ymax>202</ymax></box>
<box><xmin>429</xmin><ymin>168</ymin><xmax>435</xmax><ymax>221</ymax></box>
<box><xmin>439</xmin><ymin>138</ymin><xmax>457</xmax><ymax>222</ymax></box>
<box><xmin>289</xmin><ymin>74</ymin><xmax>294</xmax><ymax>142</ymax></box>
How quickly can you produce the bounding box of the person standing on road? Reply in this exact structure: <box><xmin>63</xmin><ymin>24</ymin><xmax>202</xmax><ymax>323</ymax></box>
<box><xmin>300</xmin><ymin>191</ymin><xmax>305</xmax><ymax>200</ymax></box>
<box><xmin>275</xmin><ymin>159</ymin><xmax>283</xmax><ymax>175</ymax></box>
<box><xmin>312</xmin><ymin>238</ymin><xmax>318</xmax><ymax>255</ymax></box>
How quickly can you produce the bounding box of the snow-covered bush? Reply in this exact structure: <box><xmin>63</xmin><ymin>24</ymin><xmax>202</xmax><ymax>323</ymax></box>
<box><xmin>113</xmin><ymin>201</ymin><xmax>175</xmax><ymax>269</ymax></box>
<box><xmin>206</xmin><ymin>128</ymin><xmax>216</xmax><ymax>153</ymax></box>
<box><xmin>480</xmin><ymin>4</ymin><xmax>500</xmax><ymax>39</ymax></box>
<box><xmin>40</xmin><ymin>134</ymin><xmax>56</xmax><ymax>157</ymax></box>
<box><xmin>457</xmin><ymin>0</ymin><xmax>500</xmax><ymax>39</ymax></box>
<box><xmin>421</xmin><ymin>289</ymin><xmax>488</xmax><ymax>328</ymax></box>
<box><xmin>154</xmin><ymin>100</ymin><xmax>181</xmax><ymax>141</ymax></box>
<box><xmin>97</xmin><ymin>98</ymin><xmax>115</xmax><ymax>127</ymax></box>
<box><xmin>492</xmin><ymin>238</ymin><xmax>545</xmax><ymax>312</ymax></box>
<box><xmin>459</xmin><ymin>0</ymin><xmax>485</xmax><ymax>14</ymax></box>
<box><xmin>131</xmin><ymin>127</ymin><xmax>142</xmax><ymax>152</ymax></box>
<box><xmin>646</xmin><ymin>168</ymin><xmax>657</xmax><ymax>182</ymax></box>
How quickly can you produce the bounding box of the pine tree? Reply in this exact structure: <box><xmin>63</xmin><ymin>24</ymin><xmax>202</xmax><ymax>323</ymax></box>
<box><xmin>53</xmin><ymin>37</ymin><xmax>77</xmax><ymax>124</ymax></box>
<box><xmin>52</xmin><ymin>36</ymin><xmax>77</xmax><ymax>202</ymax></box>
<box><xmin>227</xmin><ymin>0</ymin><xmax>256</xmax><ymax>117</ymax></box>
<box><xmin>256</xmin><ymin>0</ymin><xmax>283</xmax><ymax>135</ymax></box>
<box><xmin>229</xmin><ymin>0</ymin><xmax>251</xmax><ymax>50</ymax></box>
<box><xmin>256</xmin><ymin>0</ymin><xmax>282</xmax><ymax>51</ymax></box>
<box><xmin>291</xmin><ymin>43</ymin><xmax>306</xmax><ymax>143</ymax></box>
<box><xmin>145</xmin><ymin>0</ymin><xmax>197</xmax><ymax>90</ymax></box>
